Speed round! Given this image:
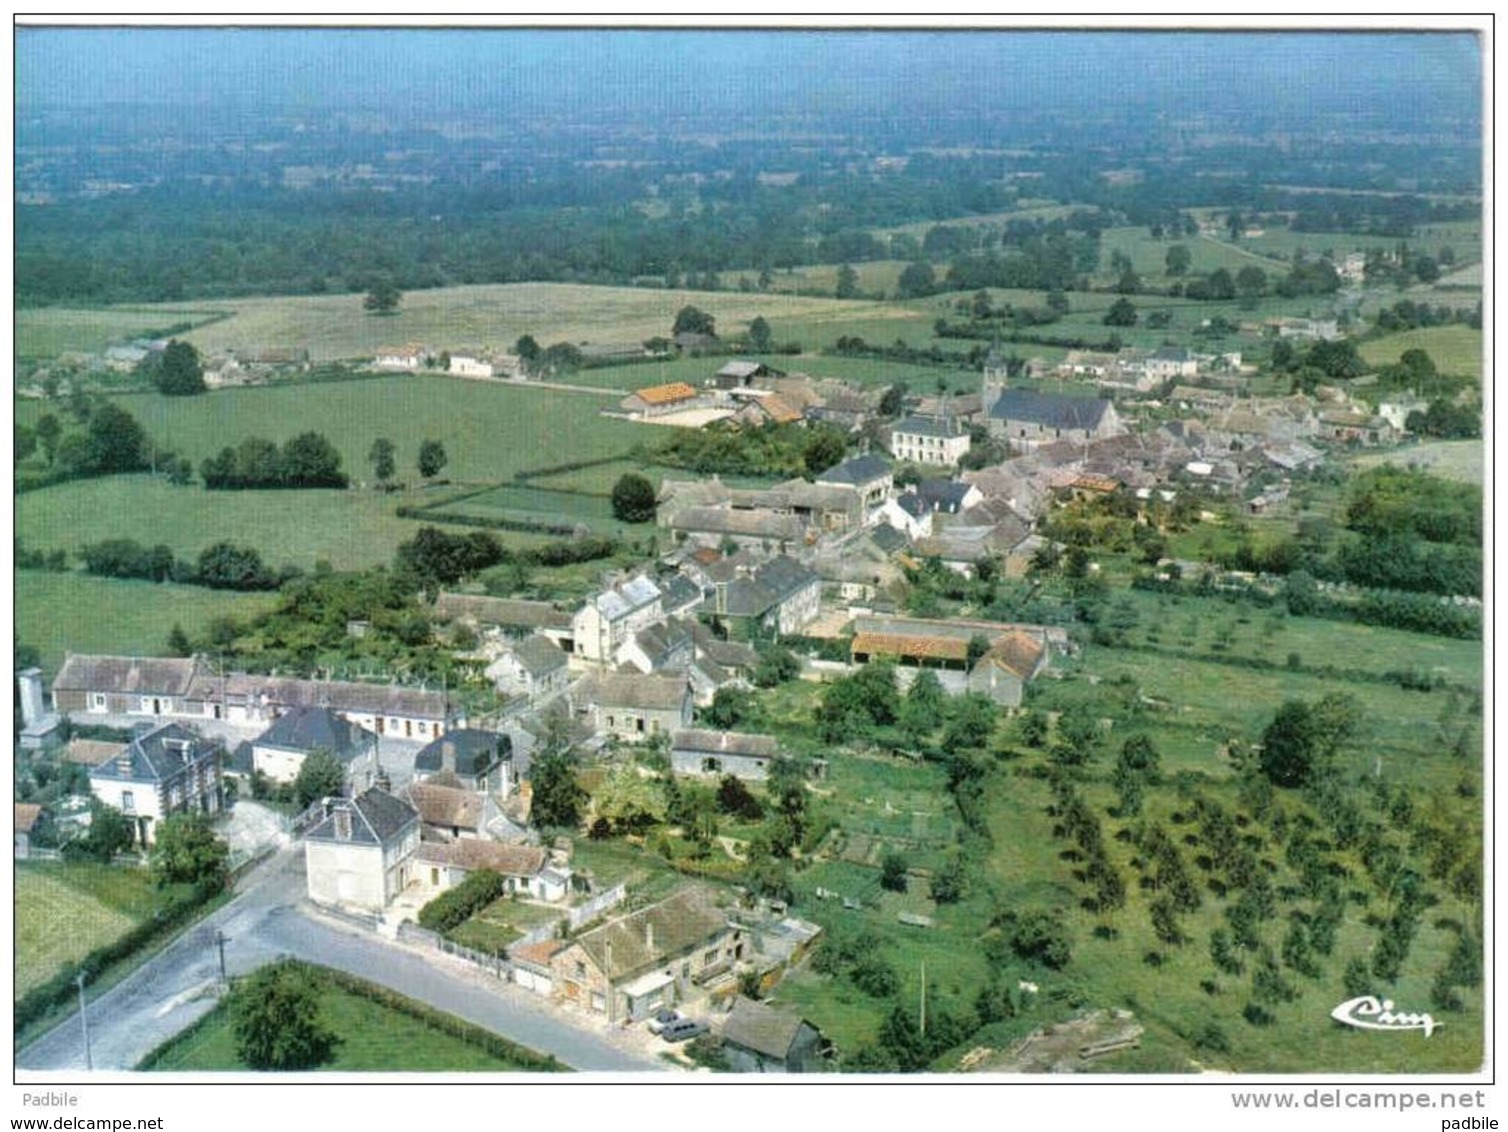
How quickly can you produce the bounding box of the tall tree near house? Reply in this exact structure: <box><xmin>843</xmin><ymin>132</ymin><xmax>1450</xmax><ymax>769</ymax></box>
<box><xmin>34</xmin><ymin>413</ymin><xmax>61</xmax><ymax>464</ymax></box>
<box><xmin>672</xmin><ymin>305</ymin><xmax>716</xmax><ymax>338</ymax></box>
<box><xmin>231</xmin><ymin>961</ymin><xmax>340</xmax><ymax>1071</ymax></box>
<box><xmin>747</xmin><ymin>316</ymin><xmax>773</xmax><ymax>353</ymax></box>
<box><xmin>530</xmin><ymin>747</ymin><xmax>586</xmax><ymax>829</ymax></box>
<box><xmin>155</xmin><ymin>340</ymin><xmax>206</xmax><ymax>395</ymax></box>
<box><xmin>417</xmin><ymin>439</ymin><xmax>448</xmax><ymax>480</ymax></box>
<box><xmin>149</xmin><ymin>812</ymin><xmax>229</xmax><ymax>892</ymax></box>
<box><xmin>368</xmin><ymin>437</ymin><xmax>396</xmax><ymax>488</ymax></box>
<box><xmin>293</xmin><ymin>749</ymin><xmax>346</xmax><ymax>809</ymax></box>
<box><xmin>610</xmin><ymin>472</ymin><xmax>657</xmax><ymax>523</ymax></box>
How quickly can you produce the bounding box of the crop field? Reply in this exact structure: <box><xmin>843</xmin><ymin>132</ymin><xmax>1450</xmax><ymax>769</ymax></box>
<box><xmin>1099</xmin><ymin>227</ymin><xmax>1287</xmax><ymax>280</ymax></box>
<box><xmin>874</xmin><ymin>203</ymin><xmax>1079</xmax><ymax>240</ymax></box>
<box><xmin>16</xmin><ymin>570</ymin><xmax>278</xmax><ymax>675</ymax></box>
<box><xmin>723</xmin><ymin>260</ymin><xmax>911</xmax><ymax>298</ymax></box>
<box><xmin>81</xmin><ymin>282</ymin><xmax>916</xmax><ymax>365</ymax></box>
<box><xmin>15</xmin><ymin>863</ymin><xmax>168</xmax><ymax>998</ymax></box>
<box><xmin>1358</xmin><ymin>325</ymin><xmax>1483</xmax><ymax>379</ymax></box>
<box><xmin>15</xmin><ymin>306</ymin><xmax>231</xmax><ymax>360</ymax></box>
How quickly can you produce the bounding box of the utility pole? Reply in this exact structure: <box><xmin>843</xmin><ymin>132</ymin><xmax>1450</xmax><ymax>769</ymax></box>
<box><xmin>919</xmin><ymin>959</ymin><xmax>927</xmax><ymax>1038</ymax></box>
<box><xmin>76</xmin><ymin>973</ymin><xmax>92</xmax><ymax>1070</ymax></box>
<box><xmin>215</xmin><ymin>929</ymin><xmax>229</xmax><ymax>983</ymax></box>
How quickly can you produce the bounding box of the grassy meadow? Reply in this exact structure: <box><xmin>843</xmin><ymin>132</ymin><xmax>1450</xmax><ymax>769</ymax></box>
<box><xmin>15</xmin><ymin>306</ymin><xmax>231</xmax><ymax>360</ymax></box>
<box><xmin>1348</xmin><ymin>441</ymin><xmax>1483</xmax><ymax>486</ymax></box>
<box><xmin>15</xmin><ymin>863</ymin><xmax>170</xmax><ymax>999</ymax></box>
<box><xmin>16</xmin><ymin>571</ymin><xmax>278</xmax><ymax>675</ymax></box>
<box><xmin>1358</xmin><ymin>325</ymin><xmax>1483</xmax><ymax>379</ymax></box>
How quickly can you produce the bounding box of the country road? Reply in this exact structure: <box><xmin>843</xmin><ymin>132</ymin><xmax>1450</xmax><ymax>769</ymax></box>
<box><xmin>16</xmin><ymin>845</ymin><xmax>669</xmax><ymax>1075</ymax></box>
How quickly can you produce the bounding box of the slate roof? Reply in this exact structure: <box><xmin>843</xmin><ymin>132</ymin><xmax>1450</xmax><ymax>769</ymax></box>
<box><xmin>672</xmin><ymin>729</ymin><xmax>778</xmax><ymax>758</ymax></box>
<box><xmin>669</xmin><ymin>507</ymin><xmax>806</xmax><ymax>543</ymax></box>
<box><xmin>89</xmin><ymin>723</ymin><xmax>222</xmax><ymax>785</ymax></box>
<box><xmin>54</xmin><ymin>655</ymin><xmax>200</xmax><ymax>696</ymax></box>
<box><xmin>989</xmin><ymin>390</ymin><xmax>1114</xmax><ymax>431</ymax></box>
<box><xmin>1152</xmin><ymin>346</ymin><xmax>1195</xmax><ymax>363</ymax></box>
<box><xmin>631</xmin><ymin>621</ymin><xmax>693</xmax><ymax>670</ymax></box>
<box><xmin>414</xmin><ymin>839</ymin><xmax>546</xmax><ymax>878</ymax></box>
<box><xmin>512</xmin><ymin>635</ymin><xmax>568</xmax><ymax>678</ymax></box>
<box><xmin>573</xmin><ymin>887</ymin><xmax>730</xmax><ymax>981</ymax></box>
<box><xmin>892</xmin><ymin>414</ymin><xmax>964</xmax><ymax>439</ymax></box>
<box><xmin>413</xmin><ymin>728</ymin><xmax>511</xmax><ymax>776</ymax></box>
<box><xmin>431</xmin><ymin>593</ymin><xmax>573</xmax><ymax>632</ymax></box>
<box><xmin>916</xmin><ymin>479</ymin><xmax>975</xmax><ymax>513</ymax></box>
<box><xmin>816</xmin><ymin>453</ymin><xmax>892</xmax><ymax>487</ymax></box>
<box><xmin>406</xmin><ymin>781</ymin><xmax>485</xmax><ymax>832</ymax></box>
<box><xmin>576</xmin><ymin>672</ymin><xmax>690</xmax><ymax>712</ymax></box>
<box><xmin>720</xmin><ymin>556</ymin><xmax>820</xmax><ymax>619</ymax></box>
<box><xmin>659</xmin><ymin>574</ymin><xmax>704</xmax><ymax>616</ymax></box>
<box><xmin>194</xmin><ymin>672</ymin><xmax>451</xmax><ymax>720</ymax></box>
<box><xmin>596</xmin><ymin>575</ymin><xmax>662</xmax><ymax>622</ymax></box>
<box><xmin>718</xmin><ymin>360</ymin><xmax>764</xmax><ymax>379</ymax></box>
<box><xmin>690</xmin><ymin>622</ymin><xmax>759</xmax><ymax>670</ymax></box>
<box><xmin>306</xmin><ymin>789</ymin><xmax>418</xmax><ymax>846</ymax></box>
<box><xmin>722</xmin><ymin>997</ymin><xmax>813</xmax><ymax>1060</ymax></box>
<box><xmin>255</xmin><ymin>706</ymin><xmax>375</xmax><ymax>762</ymax></box>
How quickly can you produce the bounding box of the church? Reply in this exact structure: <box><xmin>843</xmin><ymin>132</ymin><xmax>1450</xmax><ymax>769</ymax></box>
<box><xmin>982</xmin><ymin>347</ymin><xmax>1125</xmax><ymax>453</ymax></box>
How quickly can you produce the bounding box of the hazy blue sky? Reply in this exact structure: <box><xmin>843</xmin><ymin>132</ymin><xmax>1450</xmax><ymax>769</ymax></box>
<box><xmin>16</xmin><ymin>27</ymin><xmax>1482</xmax><ymax>126</ymax></box>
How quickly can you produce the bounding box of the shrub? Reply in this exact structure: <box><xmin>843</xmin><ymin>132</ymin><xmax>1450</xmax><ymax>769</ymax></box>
<box><xmin>416</xmin><ymin>869</ymin><xmax>507</xmax><ymax>935</ymax></box>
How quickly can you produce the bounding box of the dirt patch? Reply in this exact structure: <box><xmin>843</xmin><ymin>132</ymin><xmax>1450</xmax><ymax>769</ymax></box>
<box><xmin>974</xmin><ymin>1008</ymin><xmax>1144</xmax><ymax>1073</ymax></box>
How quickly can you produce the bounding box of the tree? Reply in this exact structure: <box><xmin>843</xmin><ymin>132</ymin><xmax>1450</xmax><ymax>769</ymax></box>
<box><xmin>716</xmin><ymin>775</ymin><xmax>764</xmax><ymax>821</ymax></box>
<box><xmin>166</xmin><ymin>623</ymin><xmax>193</xmax><ymax>656</ymax></box>
<box><xmin>515</xmin><ymin>334</ymin><xmax>541</xmax><ymax>366</ymax></box>
<box><xmin>880</xmin><ymin>852</ymin><xmax>909</xmax><ymax>892</ymax></box>
<box><xmin>1165</xmin><ymin>244</ymin><xmax>1192</xmax><ymax>276</ymax></box>
<box><xmin>898</xmin><ymin>669</ymin><xmax>945</xmax><ymax>743</ymax></box>
<box><xmin>66</xmin><ymin>800</ymin><xmax>135</xmax><ymax>862</ymax></box>
<box><xmin>802</xmin><ymin>429</ymin><xmax>847</xmax><ymax>476</ymax></box>
<box><xmin>1235</xmin><ymin>266</ymin><xmax>1268</xmax><ymax>301</ymax></box>
<box><xmin>281</xmin><ymin>431</ymin><xmax>347</xmax><ymax>487</ymax></box>
<box><xmin>751</xmin><ymin>645</ymin><xmax>800</xmax><ymax>688</ymax></box>
<box><xmin>1008</xmin><ymin>910</ymin><xmax>1072</xmax><ymax>969</ymax></box>
<box><xmin>368</xmin><ymin>437</ymin><xmax>396</xmax><ymax>487</ymax></box>
<box><xmin>78</xmin><ymin>403</ymin><xmax>148</xmax><ymax>475</ymax></box>
<box><xmin>417</xmin><ymin>439</ymin><xmax>448</xmax><ymax>480</ymax></box>
<box><xmin>34</xmin><ymin>413</ymin><xmax>62</xmax><ymax>465</ymax></box>
<box><xmin>747</xmin><ymin>316</ymin><xmax>773</xmax><ymax>353</ymax></box>
<box><xmin>293</xmin><ymin>749</ymin><xmax>346</xmax><ymax>809</ymax></box>
<box><xmin>1104</xmin><ymin>297</ymin><xmax>1138</xmax><ymax>327</ymax></box>
<box><xmin>155</xmin><ymin>340</ymin><xmax>206</xmax><ymax>396</ymax></box>
<box><xmin>591</xmin><ymin>763</ymin><xmax>667</xmax><ymax>836</ymax></box>
<box><xmin>530</xmin><ymin>748</ymin><xmax>585</xmax><ymax>829</ymax></box>
<box><xmin>231</xmin><ymin>960</ymin><xmax>341</xmax><ymax>1071</ymax></box>
<box><xmin>1259</xmin><ymin>700</ymin><xmax>1320</xmax><ymax>788</ymax></box>
<box><xmin>149</xmin><ymin>812</ymin><xmax>228</xmax><ymax>891</ymax></box>
<box><xmin>879</xmin><ymin>383</ymin><xmax>908</xmax><ymax>417</ymax></box>
<box><xmin>835</xmin><ymin>263</ymin><xmax>859</xmax><ymax>299</ymax></box>
<box><xmin>896</xmin><ymin>261</ymin><xmax>936</xmax><ymax>298</ymax></box>
<box><xmin>672</xmin><ymin>305</ymin><xmax>716</xmax><ymax>338</ymax></box>
<box><xmin>611</xmin><ymin>472</ymin><xmax>657</xmax><ymax>523</ymax></box>
<box><xmin>363</xmin><ymin>282</ymin><xmax>401</xmax><ymax>315</ymax></box>
<box><xmin>703</xmin><ymin>685</ymin><xmax>753</xmax><ymax>730</ymax></box>
<box><xmin>931</xmin><ymin>852</ymin><xmax>968</xmax><ymax>904</ymax></box>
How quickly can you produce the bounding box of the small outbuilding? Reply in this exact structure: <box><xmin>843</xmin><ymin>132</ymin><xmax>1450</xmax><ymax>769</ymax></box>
<box><xmin>719</xmin><ymin>997</ymin><xmax>826</xmax><ymax>1073</ymax></box>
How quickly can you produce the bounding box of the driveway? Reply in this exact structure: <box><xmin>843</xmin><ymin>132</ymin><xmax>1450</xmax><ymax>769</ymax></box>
<box><xmin>16</xmin><ymin>847</ymin><xmax>670</xmax><ymax>1075</ymax></box>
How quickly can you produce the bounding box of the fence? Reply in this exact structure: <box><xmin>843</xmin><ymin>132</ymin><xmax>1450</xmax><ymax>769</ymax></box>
<box><xmin>399</xmin><ymin>921</ymin><xmax>515</xmax><ymax>983</ymax></box>
<box><xmin>567</xmin><ymin>882</ymin><xmax>627</xmax><ymax>930</ymax></box>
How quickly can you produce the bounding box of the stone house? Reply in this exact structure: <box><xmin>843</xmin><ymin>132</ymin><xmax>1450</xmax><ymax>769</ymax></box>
<box><xmin>405</xmin><ymin>780</ymin><xmax>493</xmax><ymax>841</ymax></box>
<box><xmin>411</xmin><ymin>729</ymin><xmax>511</xmax><ymax>793</ymax></box>
<box><xmin>966</xmin><ymin>629</ymin><xmax>1050</xmax><ymax>709</ymax></box>
<box><xmin>888</xmin><ymin>415</ymin><xmax>971</xmax><ymax>467</ymax></box>
<box><xmin>486</xmin><ymin>634</ymin><xmax>570</xmax><ymax>700</ymax></box>
<box><xmin>815</xmin><ymin>453</ymin><xmax>894</xmax><ymax>512</ymax></box>
<box><xmin>88</xmin><ymin>722</ymin><xmax>224</xmax><ymax>846</ymax></box>
<box><xmin>304</xmin><ymin>789</ymin><xmax>421</xmax><ymax>914</ymax></box>
<box><xmin>572</xmin><ymin>672</ymin><xmax>694</xmax><ymax>743</ymax></box>
<box><xmin>411</xmin><ymin>839</ymin><xmax>559</xmax><ymax>901</ymax></box>
<box><xmin>703</xmin><ymin>555</ymin><xmax>822</xmax><ymax>640</ymax></box>
<box><xmin>572</xmin><ymin>575</ymin><xmax>665</xmax><ymax>666</ymax></box>
<box><xmin>250</xmin><ymin>705</ymin><xmax>378</xmax><ymax>792</ymax></box>
<box><xmin>549</xmin><ymin>887</ymin><xmax>743</xmax><ymax>1022</ymax></box>
<box><xmin>719</xmin><ymin>997</ymin><xmax>826</xmax><ymax>1073</ymax></box>
<box><xmin>671</xmin><ymin>729</ymin><xmax>779</xmax><ymax>781</ymax></box>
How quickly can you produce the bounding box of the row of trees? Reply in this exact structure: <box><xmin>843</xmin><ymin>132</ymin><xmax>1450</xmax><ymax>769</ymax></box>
<box><xmin>201</xmin><ymin>432</ymin><xmax>348</xmax><ymax>490</ymax></box>
<box><xmin>80</xmin><ymin>537</ymin><xmax>299</xmax><ymax>591</ymax></box>
<box><xmin>367</xmin><ymin>437</ymin><xmax>447</xmax><ymax>487</ymax></box>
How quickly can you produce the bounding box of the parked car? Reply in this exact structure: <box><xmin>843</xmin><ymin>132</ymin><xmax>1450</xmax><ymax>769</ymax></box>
<box><xmin>660</xmin><ymin>1017</ymin><xmax>708</xmax><ymax>1043</ymax></box>
<box><xmin>647</xmin><ymin>1008</ymin><xmax>681</xmax><ymax>1035</ymax></box>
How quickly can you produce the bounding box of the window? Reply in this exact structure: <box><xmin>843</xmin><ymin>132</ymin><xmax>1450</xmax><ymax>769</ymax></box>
<box><xmin>121</xmin><ymin>791</ymin><xmax>136</xmax><ymax>815</ymax></box>
<box><xmin>90</xmin><ymin>693</ymin><xmax>107</xmax><ymax>712</ymax></box>
<box><xmin>704</xmin><ymin>948</ymin><xmax>720</xmax><ymax>965</ymax></box>
<box><xmin>575</xmin><ymin>961</ymin><xmax>587</xmax><ymax>978</ymax></box>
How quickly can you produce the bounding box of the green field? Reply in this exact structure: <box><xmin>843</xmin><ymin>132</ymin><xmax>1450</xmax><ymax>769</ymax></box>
<box><xmin>33</xmin><ymin>283</ymin><xmax>913</xmax><ymax>366</ymax></box>
<box><xmin>432</xmin><ymin>483</ymin><xmax>622</xmax><ymax>535</ymax></box>
<box><xmin>15</xmin><ymin>306</ymin><xmax>231</xmax><ymax>360</ymax></box>
<box><xmin>16</xmin><ymin>570</ymin><xmax>278</xmax><ymax>675</ymax></box>
<box><xmin>1349</xmin><ymin>441</ymin><xmax>1484</xmax><ymax>486</ymax></box>
<box><xmin>1359</xmin><ymin>325</ymin><xmax>1483</xmax><ymax>379</ymax></box>
<box><xmin>141</xmin><ymin>968</ymin><xmax>554</xmax><ymax>1071</ymax></box>
<box><xmin>15</xmin><ymin>863</ymin><xmax>169</xmax><ymax>998</ymax></box>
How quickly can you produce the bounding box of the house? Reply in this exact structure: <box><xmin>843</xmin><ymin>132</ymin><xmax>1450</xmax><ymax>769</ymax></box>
<box><xmin>714</xmin><ymin>359</ymin><xmax>784</xmax><ymax>389</ymax></box>
<box><xmin>966</xmin><ymin>629</ymin><xmax>1050</xmax><ymax>708</ymax></box>
<box><xmin>430</xmin><ymin>593</ymin><xmax>575</xmax><ymax>646</ymax></box>
<box><xmin>703</xmin><ymin>555</ymin><xmax>822</xmax><ymax>640</ymax></box>
<box><xmin>730</xmin><ymin>392</ymin><xmax>805</xmax><ymax>428</ymax></box>
<box><xmin>486</xmin><ymin>634</ymin><xmax>570</xmax><ymax>700</ymax></box>
<box><xmin>511</xmin><ymin>939</ymin><xmax>571</xmax><ymax>997</ymax></box>
<box><xmin>374</xmin><ymin>345</ymin><xmax>427</xmax><ymax>371</ymax></box>
<box><xmin>405</xmin><ymin>780</ymin><xmax>492</xmax><ymax>841</ymax></box>
<box><xmin>620</xmin><ymin>382</ymin><xmax>704</xmax><ymax>419</ymax></box>
<box><xmin>913</xmin><ymin>478</ymin><xmax>984</xmax><ymax>516</ymax></box>
<box><xmin>53</xmin><ymin>655</ymin><xmax>202</xmax><ymax>719</ymax></box>
<box><xmin>573</xmin><ymin>672</ymin><xmax>694</xmax><ymax>742</ymax></box>
<box><xmin>1144</xmin><ymin>346</ymin><xmax>1199</xmax><ymax>382</ymax></box>
<box><xmin>719</xmin><ymin>997</ymin><xmax>826</xmax><ymax>1074</ymax></box>
<box><xmin>412</xmin><ymin>729</ymin><xmax>511</xmax><ymax>793</ymax></box>
<box><xmin>889</xmin><ymin>415</ymin><xmax>971</xmax><ymax>467</ymax></box>
<box><xmin>671</xmin><ymin>729</ymin><xmax>779</xmax><ymax>781</ymax></box>
<box><xmin>88</xmin><ymin>722</ymin><xmax>224</xmax><ymax>846</ymax></box>
<box><xmin>572</xmin><ymin>575</ymin><xmax>665</xmax><ymax>666</ymax></box>
<box><xmin>250</xmin><ymin>706</ymin><xmax>378</xmax><ymax>792</ymax></box>
<box><xmin>805</xmin><ymin>383</ymin><xmax>876</xmax><ymax>432</ymax></box>
<box><xmin>548</xmin><ymin>887</ymin><xmax>742</xmax><ymax>1021</ymax></box>
<box><xmin>412</xmin><ymin>839</ymin><xmax>563</xmax><ymax>901</ymax></box>
<box><xmin>620</xmin><ymin>620</ymin><xmax>695</xmax><ymax>675</ymax></box>
<box><xmin>304</xmin><ymin>789</ymin><xmax>421</xmax><ymax>914</ymax></box>
<box><xmin>688</xmin><ymin>622</ymin><xmax>760</xmax><ymax>679</ymax></box>
<box><xmin>986</xmin><ymin>389</ymin><xmax>1124</xmax><ymax>450</ymax></box>
<box><xmin>815</xmin><ymin>453</ymin><xmax>893</xmax><ymax>513</ymax></box>
<box><xmin>664</xmin><ymin>505</ymin><xmax>808</xmax><ymax>552</ymax></box>
<box><xmin>447</xmin><ymin>353</ymin><xmax>494</xmax><ymax>379</ymax></box>
<box><xmin>15</xmin><ymin>804</ymin><xmax>43</xmax><ymax>859</ymax></box>
<box><xmin>877</xmin><ymin>492</ymin><xmax>935</xmax><ymax>540</ymax></box>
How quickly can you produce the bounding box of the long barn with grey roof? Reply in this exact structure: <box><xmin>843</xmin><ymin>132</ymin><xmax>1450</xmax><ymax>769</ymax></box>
<box><xmin>987</xmin><ymin>389</ymin><xmax>1124</xmax><ymax>450</ymax></box>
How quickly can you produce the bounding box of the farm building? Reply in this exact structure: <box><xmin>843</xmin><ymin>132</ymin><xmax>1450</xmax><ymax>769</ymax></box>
<box><xmin>304</xmin><ymin>789</ymin><xmax>421</xmax><ymax>914</ymax></box>
<box><xmin>88</xmin><ymin>722</ymin><xmax>225</xmax><ymax>846</ymax></box>
<box><xmin>411</xmin><ymin>840</ymin><xmax>563</xmax><ymax>901</ymax></box>
<box><xmin>548</xmin><ymin>887</ymin><xmax>743</xmax><ymax>1022</ymax></box>
<box><xmin>966</xmin><ymin>630</ymin><xmax>1051</xmax><ymax>708</ymax></box>
<box><xmin>671</xmin><ymin>728</ymin><xmax>779</xmax><ymax>781</ymax></box>
<box><xmin>486</xmin><ymin>634</ymin><xmax>570</xmax><ymax>701</ymax></box>
<box><xmin>572</xmin><ymin>672</ymin><xmax>693</xmax><ymax>742</ymax></box>
<box><xmin>620</xmin><ymin>382</ymin><xmax>705</xmax><ymax>419</ymax></box>
<box><xmin>719</xmin><ymin>997</ymin><xmax>827</xmax><ymax>1074</ymax></box>
<box><xmin>714</xmin><ymin>359</ymin><xmax>784</xmax><ymax>389</ymax></box>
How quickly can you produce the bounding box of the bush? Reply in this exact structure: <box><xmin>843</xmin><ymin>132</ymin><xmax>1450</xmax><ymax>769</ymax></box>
<box><xmin>416</xmin><ymin>869</ymin><xmax>507</xmax><ymax>935</ymax></box>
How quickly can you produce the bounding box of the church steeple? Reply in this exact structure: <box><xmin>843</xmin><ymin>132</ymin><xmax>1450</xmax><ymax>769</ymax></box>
<box><xmin>982</xmin><ymin>332</ymin><xmax>1009</xmax><ymax>418</ymax></box>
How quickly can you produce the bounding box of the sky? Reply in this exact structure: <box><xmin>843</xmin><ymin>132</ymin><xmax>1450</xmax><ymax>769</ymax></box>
<box><xmin>15</xmin><ymin>26</ymin><xmax>1483</xmax><ymax>128</ymax></box>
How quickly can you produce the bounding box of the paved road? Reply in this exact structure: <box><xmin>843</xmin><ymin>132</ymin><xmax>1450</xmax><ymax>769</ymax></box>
<box><xmin>16</xmin><ymin>847</ymin><xmax>668</xmax><ymax>1075</ymax></box>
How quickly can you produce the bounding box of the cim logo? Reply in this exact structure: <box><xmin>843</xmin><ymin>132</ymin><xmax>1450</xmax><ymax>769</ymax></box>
<box><xmin>1330</xmin><ymin>995</ymin><xmax>1440</xmax><ymax>1038</ymax></box>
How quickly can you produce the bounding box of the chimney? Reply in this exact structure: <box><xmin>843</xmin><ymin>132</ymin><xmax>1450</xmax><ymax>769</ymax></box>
<box><xmin>333</xmin><ymin>806</ymin><xmax>352</xmax><ymax>841</ymax></box>
<box><xmin>645</xmin><ymin>920</ymin><xmax>655</xmax><ymax>953</ymax></box>
<box><xmin>16</xmin><ymin>669</ymin><xmax>45</xmax><ymax>728</ymax></box>
<box><xmin>442</xmin><ymin>740</ymin><xmax>456</xmax><ymax>775</ymax></box>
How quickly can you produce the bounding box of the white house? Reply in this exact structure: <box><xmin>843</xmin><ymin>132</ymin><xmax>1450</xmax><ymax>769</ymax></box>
<box><xmin>486</xmin><ymin>634</ymin><xmax>570</xmax><ymax>700</ymax></box>
<box><xmin>889</xmin><ymin>415</ymin><xmax>971</xmax><ymax>467</ymax></box>
<box><xmin>571</xmin><ymin>575</ymin><xmax>665</xmax><ymax>666</ymax></box>
<box><xmin>448</xmin><ymin>353</ymin><xmax>495</xmax><ymax>379</ymax></box>
<box><xmin>671</xmin><ymin>729</ymin><xmax>779</xmax><ymax>781</ymax></box>
<box><xmin>374</xmin><ymin>345</ymin><xmax>427</xmax><ymax>371</ymax></box>
<box><xmin>250</xmin><ymin>705</ymin><xmax>378</xmax><ymax>791</ymax></box>
<box><xmin>88</xmin><ymin>722</ymin><xmax>224</xmax><ymax>847</ymax></box>
<box><xmin>304</xmin><ymin>789</ymin><xmax>421</xmax><ymax>914</ymax></box>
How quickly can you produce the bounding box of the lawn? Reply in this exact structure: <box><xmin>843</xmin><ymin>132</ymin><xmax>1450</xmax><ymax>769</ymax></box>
<box><xmin>1348</xmin><ymin>440</ymin><xmax>1483</xmax><ymax>486</ymax></box>
<box><xmin>15</xmin><ymin>862</ymin><xmax>170</xmax><ymax>998</ymax></box>
<box><xmin>1358</xmin><ymin>325</ymin><xmax>1483</xmax><ymax>379</ymax></box>
<box><xmin>15</xmin><ymin>570</ymin><xmax>278</xmax><ymax>676</ymax></box>
<box><xmin>141</xmin><ymin>969</ymin><xmax>554</xmax><ymax>1071</ymax></box>
<box><xmin>432</xmin><ymin>483</ymin><xmax>622</xmax><ymax>535</ymax></box>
